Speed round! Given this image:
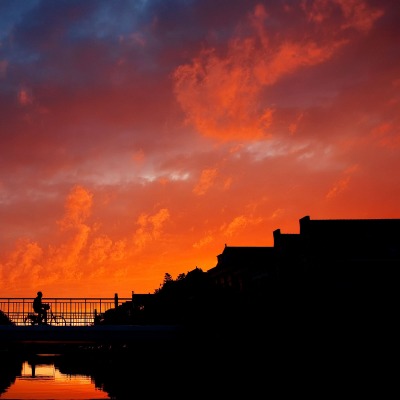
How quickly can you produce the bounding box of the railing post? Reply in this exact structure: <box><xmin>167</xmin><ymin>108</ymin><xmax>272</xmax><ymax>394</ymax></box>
<box><xmin>114</xmin><ymin>293</ymin><xmax>118</xmax><ymax>309</ymax></box>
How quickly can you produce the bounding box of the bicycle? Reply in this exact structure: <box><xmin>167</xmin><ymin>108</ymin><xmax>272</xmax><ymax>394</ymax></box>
<box><xmin>24</xmin><ymin>306</ymin><xmax>67</xmax><ymax>326</ymax></box>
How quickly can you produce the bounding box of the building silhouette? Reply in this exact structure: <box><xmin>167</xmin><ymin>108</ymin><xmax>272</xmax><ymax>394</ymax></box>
<box><xmin>206</xmin><ymin>215</ymin><xmax>399</xmax><ymax>327</ymax></box>
<box><xmin>208</xmin><ymin>215</ymin><xmax>399</xmax><ymax>293</ymax></box>
<box><xmin>102</xmin><ymin>215</ymin><xmax>399</xmax><ymax>329</ymax></box>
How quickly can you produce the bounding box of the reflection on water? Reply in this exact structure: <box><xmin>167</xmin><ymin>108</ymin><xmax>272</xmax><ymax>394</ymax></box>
<box><xmin>1</xmin><ymin>340</ymin><xmax>228</xmax><ymax>399</ymax></box>
<box><xmin>0</xmin><ymin>327</ymin><xmax>370</xmax><ymax>399</ymax></box>
<box><xmin>1</xmin><ymin>355</ymin><xmax>109</xmax><ymax>399</ymax></box>
<box><xmin>0</xmin><ymin>309</ymin><xmax>390</xmax><ymax>399</ymax></box>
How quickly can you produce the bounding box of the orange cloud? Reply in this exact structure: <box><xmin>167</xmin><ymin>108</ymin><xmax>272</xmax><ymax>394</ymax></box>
<box><xmin>0</xmin><ymin>186</ymin><xmax>104</xmax><ymax>293</ymax></box>
<box><xmin>193</xmin><ymin>234</ymin><xmax>213</xmax><ymax>249</ymax></box>
<box><xmin>57</xmin><ymin>185</ymin><xmax>93</xmax><ymax>230</ymax></box>
<box><xmin>1</xmin><ymin>239</ymin><xmax>43</xmax><ymax>290</ymax></box>
<box><xmin>326</xmin><ymin>165</ymin><xmax>359</xmax><ymax>199</ymax></box>
<box><xmin>303</xmin><ymin>0</ymin><xmax>383</xmax><ymax>32</ymax></box>
<box><xmin>134</xmin><ymin>208</ymin><xmax>170</xmax><ymax>249</ymax></box>
<box><xmin>336</xmin><ymin>0</ymin><xmax>384</xmax><ymax>32</ymax></box>
<box><xmin>221</xmin><ymin>215</ymin><xmax>263</xmax><ymax>237</ymax></box>
<box><xmin>193</xmin><ymin>168</ymin><xmax>218</xmax><ymax>195</ymax></box>
<box><xmin>87</xmin><ymin>235</ymin><xmax>113</xmax><ymax>264</ymax></box>
<box><xmin>173</xmin><ymin>4</ymin><xmax>352</xmax><ymax>141</ymax></box>
<box><xmin>371</xmin><ymin>123</ymin><xmax>400</xmax><ymax>148</ymax></box>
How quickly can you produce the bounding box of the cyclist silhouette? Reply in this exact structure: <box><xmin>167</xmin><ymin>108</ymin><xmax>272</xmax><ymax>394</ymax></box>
<box><xmin>33</xmin><ymin>291</ymin><xmax>50</xmax><ymax>324</ymax></box>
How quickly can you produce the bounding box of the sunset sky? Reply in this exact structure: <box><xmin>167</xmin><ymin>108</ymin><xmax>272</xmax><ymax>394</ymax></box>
<box><xmin>1</xmin><ymin>0</ymin><xmax>399</xmax><ymax>298</ymax></box>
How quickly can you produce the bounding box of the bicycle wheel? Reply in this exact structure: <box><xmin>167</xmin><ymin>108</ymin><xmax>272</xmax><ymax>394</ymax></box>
<box><xmin>24</xmin><ymin>315</ymin><xmax>35</xmax><ymax>326</ymax></box>
<box><xmin>49</xmin><ymin>315</ymin><xmax>67</xmax><ymax>326</ymax></box>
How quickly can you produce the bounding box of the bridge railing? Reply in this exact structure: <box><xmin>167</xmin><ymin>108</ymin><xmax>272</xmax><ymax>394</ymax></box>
<box><xmin>0</xmin><ymin>295</ymin><xmax>132</xmax><ymax>326</ymax></box>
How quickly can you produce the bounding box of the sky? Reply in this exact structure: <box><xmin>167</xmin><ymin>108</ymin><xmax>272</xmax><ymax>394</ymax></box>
<box><xmin>0</xmin><ymin>0</ymin><xmax>399</xmax><ymax>298</ymax></box>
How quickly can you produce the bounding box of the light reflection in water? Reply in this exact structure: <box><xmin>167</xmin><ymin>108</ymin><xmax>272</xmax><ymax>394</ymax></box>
<box><xmin>0</xmin><ymin>340</ymin><xmax>218</xmax><ymax>399</ymax></box>
<box><xmin>1</xmin><ymin>357</ymin><xmax>110</xmax><ymax>399</ymax></box>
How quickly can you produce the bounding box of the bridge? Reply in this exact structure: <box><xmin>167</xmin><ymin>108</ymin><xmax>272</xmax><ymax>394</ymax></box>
<box><xmin>0</xmin><ymin>295</ymin><xmax>184</xmax><ymax>351</ymax></box>
<box><xmin>0</xmin><ymin>294</ymin><xmax>130</xmax><ymax>326</ymax></box>
<box><xmin>0</xmin><ymin>324</ymin><xmax>184</xmax><ymax>348</ymax></box>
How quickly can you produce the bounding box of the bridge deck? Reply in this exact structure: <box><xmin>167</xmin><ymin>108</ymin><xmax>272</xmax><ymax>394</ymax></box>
<box><xmin>0</xmin><ymin>324</ymin><xmax>184</xmax><ymax>348</ymax></box>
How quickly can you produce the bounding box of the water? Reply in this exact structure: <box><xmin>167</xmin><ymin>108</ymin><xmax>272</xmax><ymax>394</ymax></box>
<box><xmin>0</xmin><ymin>333</ymin><xmax>331</xmax><ymax>399</ymax></box>
<box><xmin>0</xmin><ymin>341</ymin><xmax>229</xmax><ymax>399</ymax></box>
<box><xmin>0</xmin><ymin>339</ymin><xmax>267</xmax><ymax>399</ymax></box>
<box><xmin>0</xmin><ymin>354</ymin><xmax>110</xmax><ymax>399</ymax></box>
<box><xmin>1</xmin><ymin>323</ymin><xmax>386</xmax><ymax>399</ymax></box>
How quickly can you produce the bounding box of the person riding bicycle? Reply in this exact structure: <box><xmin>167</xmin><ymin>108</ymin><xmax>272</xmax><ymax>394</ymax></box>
<box><xmin>33</xmin><ymin>291</ymin><xmax>50</xmax><ymax>324</ymax></box>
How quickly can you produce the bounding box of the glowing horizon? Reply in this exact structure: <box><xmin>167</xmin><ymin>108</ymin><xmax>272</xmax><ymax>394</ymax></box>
<box><xmin>1</xmin><ymin>0</ymin><xmax>399</xmax><ymax>297</ymax></box>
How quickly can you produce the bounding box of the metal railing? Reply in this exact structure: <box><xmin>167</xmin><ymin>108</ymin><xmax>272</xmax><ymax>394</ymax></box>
<box><xmin>0</xmin><ymin>295</ymin><xmax>132</xmax><ymax>326</ymax></box>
